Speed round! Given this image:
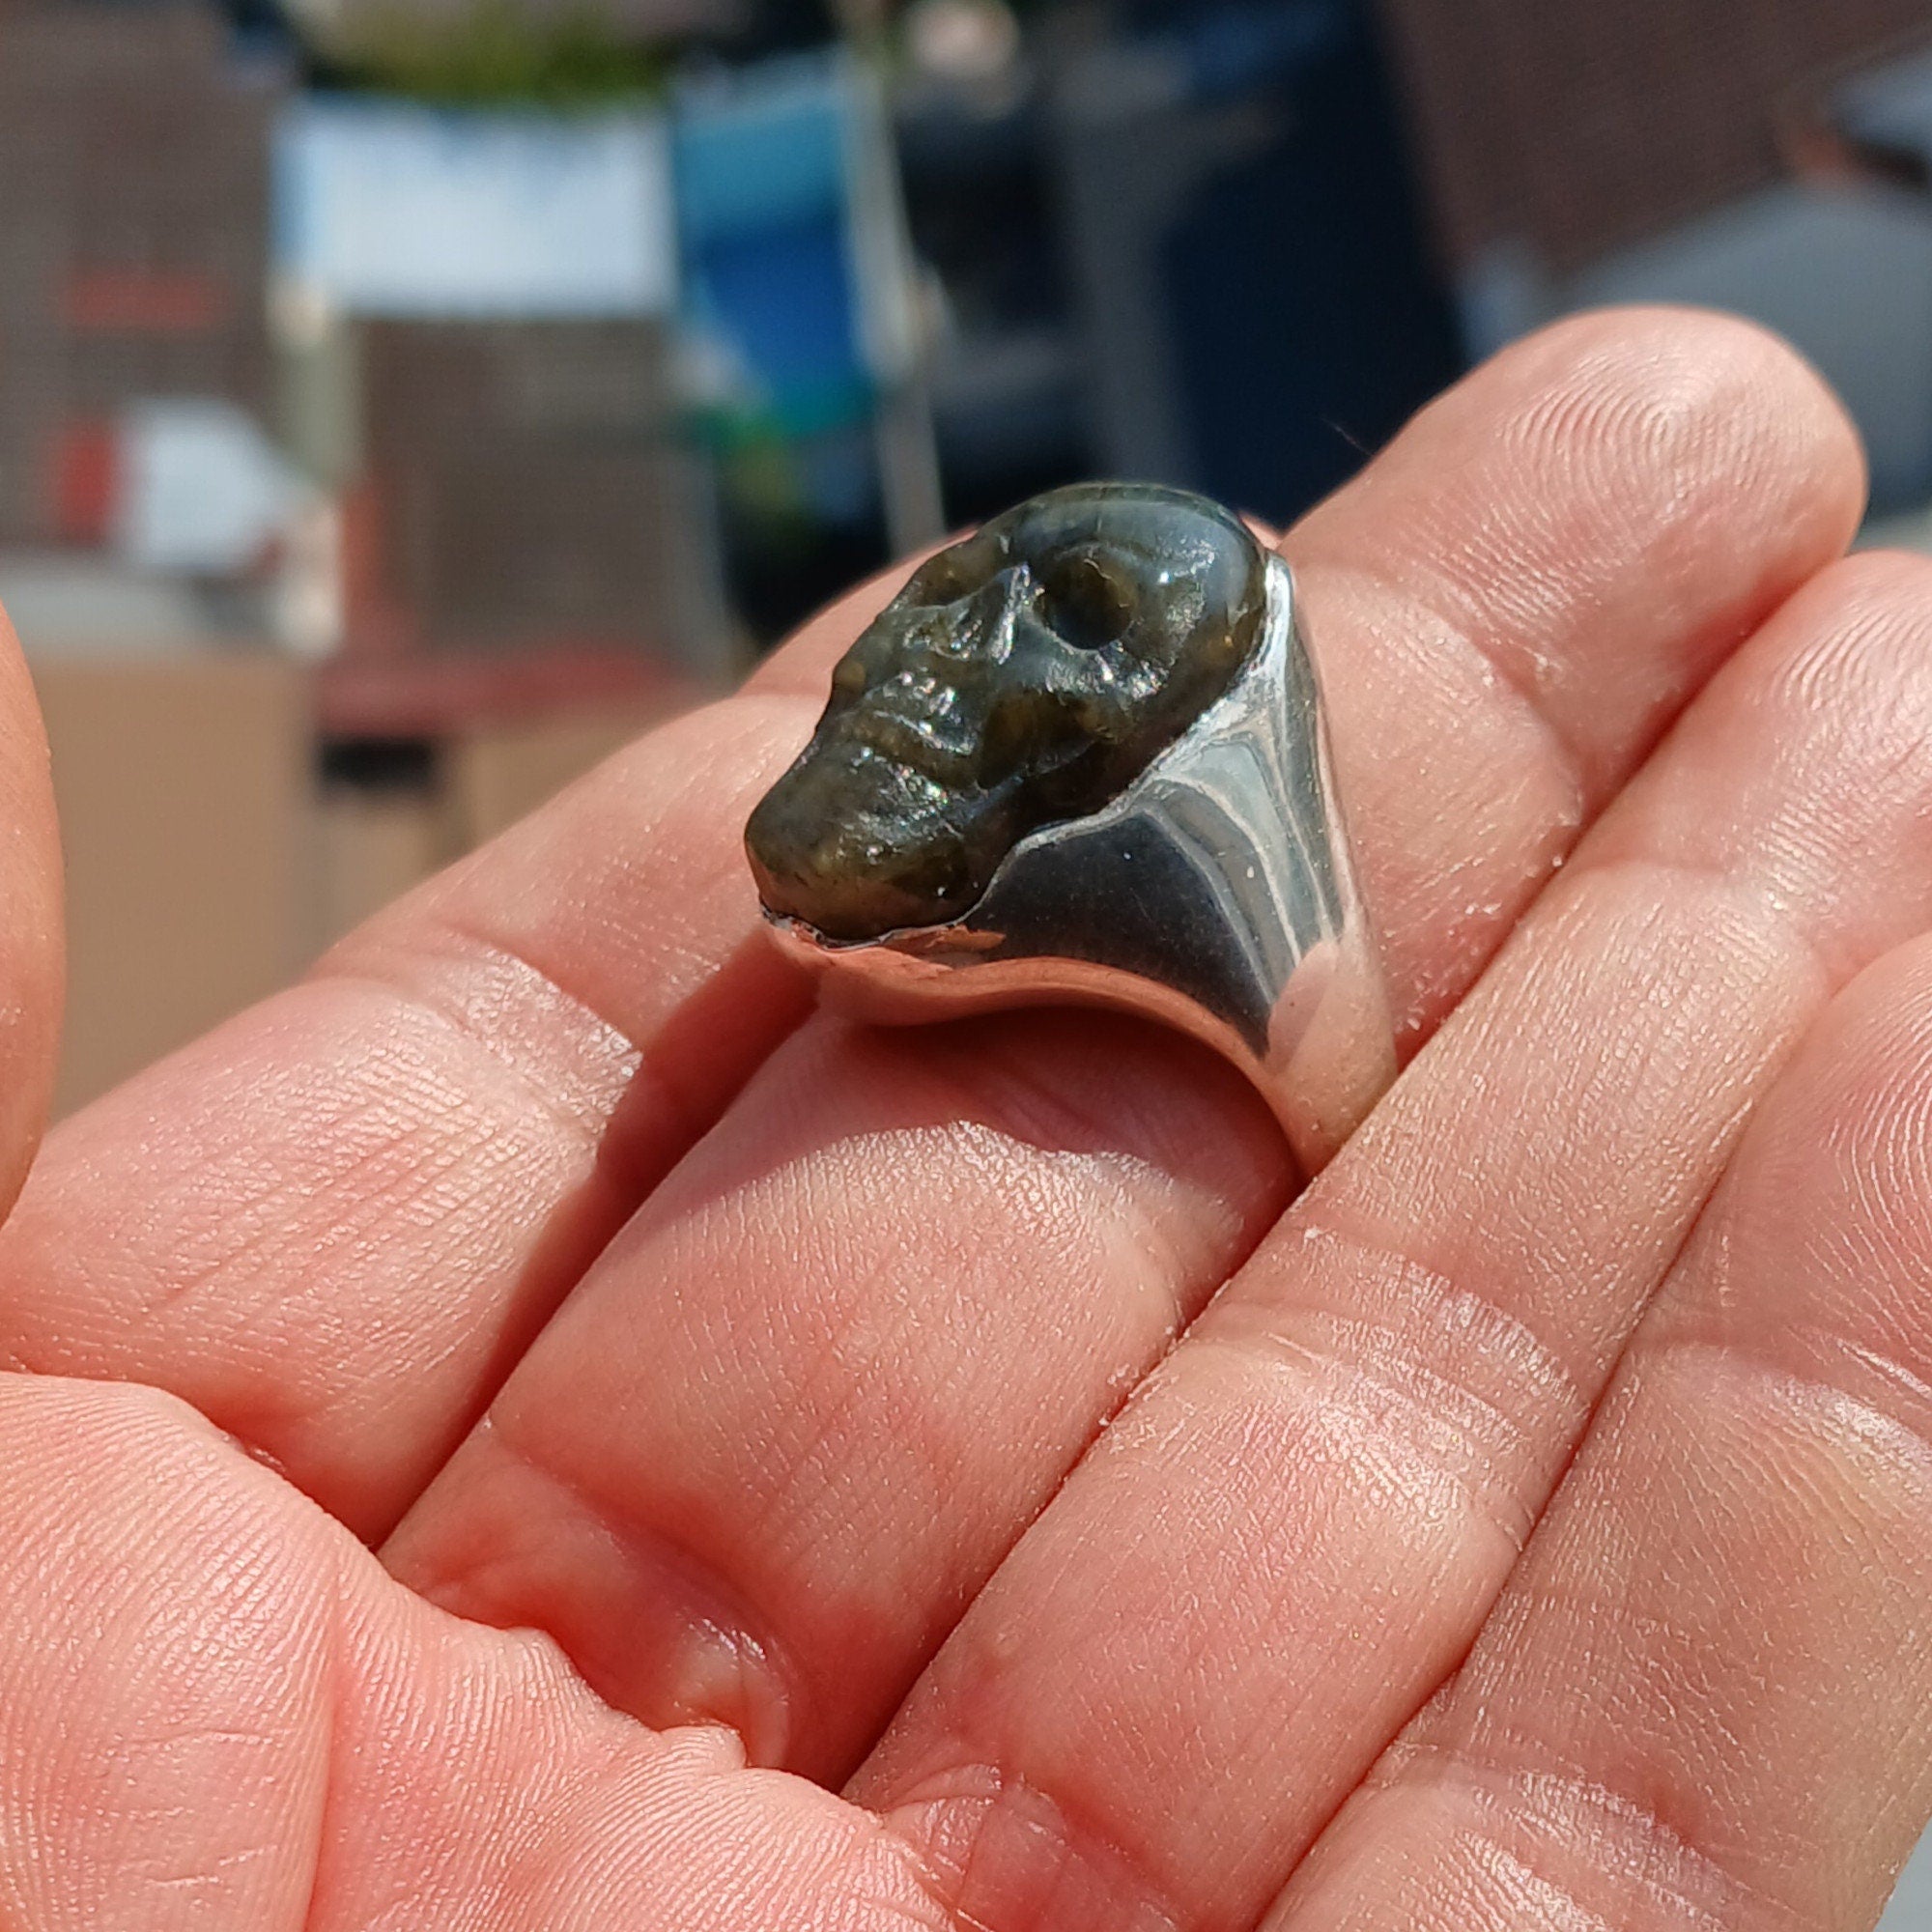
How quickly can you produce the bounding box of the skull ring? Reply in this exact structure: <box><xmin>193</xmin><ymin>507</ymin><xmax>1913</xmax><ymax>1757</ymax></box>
<box><xmin>745</xmin><ymin>481</ymin><xmax>1395</xmax><ymax>1174</ymax></box>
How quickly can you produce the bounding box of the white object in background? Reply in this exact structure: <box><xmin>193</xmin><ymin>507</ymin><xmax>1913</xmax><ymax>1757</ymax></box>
<box><xmin>115</xmin><ymin>401</ymin><xmax>303</xmax><ymax>579</ymax></box>
<box><xmin>272</xmin><ymin>495</ymin><xmax>345</xmax><ymax>661</ymax></box>
<box><xmin>275</xmin><ymin>99</ymin><xmax>676</xmax><ymax>319</ymax></box>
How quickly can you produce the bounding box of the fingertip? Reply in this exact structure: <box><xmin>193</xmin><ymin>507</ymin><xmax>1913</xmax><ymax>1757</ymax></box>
<box><xmin>1796</xmin><ymin>541</ymin><xmax>1932</xmax><ymax>612</ymax></box>
<box><xmin>1289</xmin><ymin>302</ymin><xmax>1873</xmax><ymax>847</ymax></box>
<box><xmin>1744</xmin><ymin>547</ymin><xmax>1932</xmax><ymax>762</ymax></box>
<box><xmin>1313</xmin><ymin>304</ymin><xmax>1867</xmax><ymax>581</ymax></box>
<box><xmin>1513</xmin><ymin>302</ymin><xmax>1866</xmax><ymax>557</ymax></box>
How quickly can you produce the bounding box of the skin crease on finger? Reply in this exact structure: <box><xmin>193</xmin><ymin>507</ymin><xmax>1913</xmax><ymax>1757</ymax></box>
<box><xmin>11</xmin><ymin>960</ymin><xmax>1932</xmax><ymax>1932</ymax></box>
<box><xmin>379</xmin><ymin>305</ymin><xmax>1868</xmax><ymax>1791</ymax></box>
<box><xmin>0</xmin><ymin>653</ymin><xmax>832</xmax><ymax>1536</ymax></box>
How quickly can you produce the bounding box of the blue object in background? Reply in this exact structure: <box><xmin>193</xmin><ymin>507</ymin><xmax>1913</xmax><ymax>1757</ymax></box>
<box><xmin>1157</xmin><ymin>0</ymin><xmax>1463</xmax><ymax>523</ymax></box>
<box><xmin>1176</xmin><ymin>0</ymin><xmax>1345</xmax><ymax>99</ymax></box>
<box><xmin>1883</xmin><ymin>1835</ymin><xmax>1932</xmax><ymax>1928</ymax></box>
<box><xmin>672</xmin><ymin>58</ymin><xmax>872</xmax><ymax>440</ymax></box>
<box><xmin>1057</xmin><ymin>0</ymin><xmax>1462</xmax><ymax>526</ymax></box>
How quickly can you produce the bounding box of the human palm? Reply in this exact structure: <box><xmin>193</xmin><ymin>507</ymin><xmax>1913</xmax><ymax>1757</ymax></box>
<box><xmin>4</xmin><ymin>308</ymin><xmax>1932</xmax><ymax>1931</ymax></box>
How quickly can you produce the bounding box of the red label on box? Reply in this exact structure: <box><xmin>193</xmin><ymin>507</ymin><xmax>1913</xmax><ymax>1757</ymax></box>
<box><xmin>49</xmin><ymin>419</ymin><xmax>119</xmax><ymax>545</ymax></box>
<box><xmin>64</xmin><ymin>269</ymin><xmax>230</xmax><ymax>334</ymax></box>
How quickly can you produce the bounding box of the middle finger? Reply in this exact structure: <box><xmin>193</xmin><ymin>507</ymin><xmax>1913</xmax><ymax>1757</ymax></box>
<box><xmin>384</xmin><ymin>310</ymin><xmax>1860</xmax><ymax>1782</ymax></box>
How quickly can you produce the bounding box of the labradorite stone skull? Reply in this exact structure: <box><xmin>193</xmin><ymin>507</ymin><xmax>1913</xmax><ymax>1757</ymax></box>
<box><xmin>747</xmin><ymin>481</ymin><xmax>1269</xmax><ymax>943</ymax></box>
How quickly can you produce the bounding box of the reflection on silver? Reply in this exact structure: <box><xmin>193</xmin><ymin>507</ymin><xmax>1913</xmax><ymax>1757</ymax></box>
<box><xmin>765</xmin><ymin>554</ymin><xmax>1395</xmax><ymax>1175</ymax></box>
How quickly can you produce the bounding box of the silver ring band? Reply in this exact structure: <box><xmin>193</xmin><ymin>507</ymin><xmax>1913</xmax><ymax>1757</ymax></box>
<box><xmin>748</xmin><ymin>486</ymin><xmax>1395</xmax><ymax>1175</ymax></box>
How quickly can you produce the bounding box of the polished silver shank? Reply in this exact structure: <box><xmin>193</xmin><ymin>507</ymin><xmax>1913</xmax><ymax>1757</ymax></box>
<box><xmin>768</xmin><ymin>554</ymin><xmax>1395</xmax><ymax>1173</ymax></box>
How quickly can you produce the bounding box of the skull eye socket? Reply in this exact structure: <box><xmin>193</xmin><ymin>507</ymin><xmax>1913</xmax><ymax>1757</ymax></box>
<box><xmin>1036</xmin><ymin>553</ymin><xmax>1136</xmax><ymax>651</ymax></box>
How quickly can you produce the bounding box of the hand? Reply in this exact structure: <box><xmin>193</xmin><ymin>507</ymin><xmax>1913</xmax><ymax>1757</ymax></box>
<box><xmin>2</xmin><ymin>307</ymin><xmax>1929</xmax><ymax>1932</ymax></box>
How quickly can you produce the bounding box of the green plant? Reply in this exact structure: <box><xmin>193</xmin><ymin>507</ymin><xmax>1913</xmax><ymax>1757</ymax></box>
<box><xmin>329</xmin><ymin>0</ymin><xmax>668</xmax><ymax>108</ymax></box>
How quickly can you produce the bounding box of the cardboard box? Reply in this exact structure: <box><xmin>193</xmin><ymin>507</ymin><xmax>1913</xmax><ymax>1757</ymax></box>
<box><xmin>444</xmin><ymin>706</ymin><xmax>664</xmax><ymax>850</ymax></box>
<box><xmin>315</xmin><ymin>780</ymin><xmax>449</xmax><ymax>951</ymax></box>
<box><xmin>29</xmin><ymin>639</ymin><xmax>677</xmax><ymax>1117</ymax></box>
<box><xmin>32</xmin><ymin>647</ymin><xmax>312</xmax><ymax>1115</ymax></box>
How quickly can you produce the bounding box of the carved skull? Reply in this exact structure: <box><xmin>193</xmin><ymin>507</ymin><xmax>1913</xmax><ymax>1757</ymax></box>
<box><xmin>747</xmin><ymin>481</ymin><xmax>1268</xmax><ymax>943</ymax></box>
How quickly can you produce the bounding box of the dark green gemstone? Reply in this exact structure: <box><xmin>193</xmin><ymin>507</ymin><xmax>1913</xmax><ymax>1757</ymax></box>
<box><xmin>746</xmin><ymin>481</ymin><xmax>1268</xmax><ymax>943</ymax></box>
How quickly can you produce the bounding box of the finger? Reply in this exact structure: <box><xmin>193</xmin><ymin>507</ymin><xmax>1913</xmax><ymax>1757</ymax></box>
<box><xmin>1268</xmin><ymin>936</ymin><xmax>1932</xmax><ymax>1932</ymax></box>
<box><xmin>0</xmin><ymin>580</ymin><xmax>917</xmax><ymax>1538</ymax></box>
<box><xmin>382</xmin><ymin>309</ymin><xmax>1863</xmax><ymax>1784</ymax></box>
<box><xmin>0</xmin><ymin>605</ymin><xmax>64</xmax><ymax>1212</ymax></box>
<box><xmin>0</xmin><ymin>1372</ymin><xmax>959</xmax><ymax>1932</ymax></box>
<box><xmin>850</xmin><ymin>550</ymin><xmax>1932</xmax><ymax>1932</ymax></box>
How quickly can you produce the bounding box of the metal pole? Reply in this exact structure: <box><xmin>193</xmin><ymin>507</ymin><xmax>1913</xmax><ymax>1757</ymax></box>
<box><xmin>834</xmin><ymin>0</ymin><xmax>949</xmax><ymax>554</ymax></box>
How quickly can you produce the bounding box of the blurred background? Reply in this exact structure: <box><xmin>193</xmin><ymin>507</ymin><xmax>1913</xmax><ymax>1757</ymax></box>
<box><xmin>20</xmin><ymin>0</ymin><xmax>1932</xmax><ymax>1109</ymax></box>
<box><xmin>7</xmin><ymin>0</ymin><xmax>1932</xmax><ymax>1912</ymax></box>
